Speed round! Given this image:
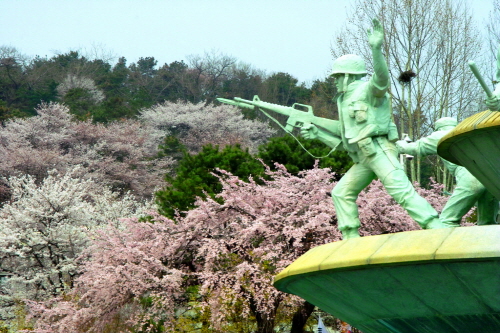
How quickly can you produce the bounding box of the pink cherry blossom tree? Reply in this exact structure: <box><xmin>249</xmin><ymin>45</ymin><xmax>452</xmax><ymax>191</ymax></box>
<box><xmin>0</xmin><ymin>102</ymin><xmax>172</xmax><ymax>200</ymax></box>
<box><xmin>25</xmin><ymin>219</ymin><xmax>184</xmax><ymax>333</ymax></box>
<box><xmin>26</xmin><ymin>164</ymin><xmax>455</xmax><ymax>333</ymax></box>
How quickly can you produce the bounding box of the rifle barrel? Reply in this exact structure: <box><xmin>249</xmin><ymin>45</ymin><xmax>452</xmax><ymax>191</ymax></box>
<box><xmin>217</xmin><ymin>98</ymin><xmax>254</xmax><ymax>110</ymax></box>
<box><xmin>469</xmin><ymin>61</ymin><xmax>492</xmax><ymax>97</ymax></box>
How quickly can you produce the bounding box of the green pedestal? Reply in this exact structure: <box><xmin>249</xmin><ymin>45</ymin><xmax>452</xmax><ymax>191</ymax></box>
<box><xmin>274</xmin><ymin>226</ymin><xmax>500</xmax><ymax>333</ymax></box>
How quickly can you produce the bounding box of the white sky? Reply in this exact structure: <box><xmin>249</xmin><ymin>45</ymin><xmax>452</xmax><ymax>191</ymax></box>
<box><xmin>1</xmin><ymin>0</ymin><xmax>494</xmax><ymax>85</ymax></box>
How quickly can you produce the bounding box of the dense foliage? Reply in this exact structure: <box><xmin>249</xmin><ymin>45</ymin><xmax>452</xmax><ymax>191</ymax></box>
<box><xmin>155</xmin><ymin>134</ymin><xmax>354</xmax><ymax>219</ymax></box>
<box><xmin>0</xmin><ymin>48</ymin><xmax>336</xmax><ymax>124</ymax></box>
<box><xmin>25</xmin><ymin>166</ymin><xmax>452</xmax><ymax>333</ymax></box>
<box><xmin>257</xmin><ymin>135</ymin><xmax>352</xmax><ymax>176</ymax></box>
<box><xmin>156</xmin><ymin>144</ymin><xmax>266</xmax><ymax>219</ymax></box>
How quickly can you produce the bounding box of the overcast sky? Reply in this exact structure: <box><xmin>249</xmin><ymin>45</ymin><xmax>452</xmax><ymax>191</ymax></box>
<box><xmin>1</xmin><ymin>0</ymin><xmax>494</xmax><ymax>85</ymax></box>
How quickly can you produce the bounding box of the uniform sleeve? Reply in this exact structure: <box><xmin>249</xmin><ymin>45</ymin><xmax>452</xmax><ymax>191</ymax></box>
<box><xmin>316</xmin><ymin>127</ymin><xmax>343</xmax><ymax>150</ymax></box>
<box><xmin>399</xmin><ymin>130</ymin><xmax>447</xmax><ymax>157</ymax></box>
<box><xmin>369</xmin><ymin>75</ymin><xmax>389</xmax><ymax>98</ymax></box>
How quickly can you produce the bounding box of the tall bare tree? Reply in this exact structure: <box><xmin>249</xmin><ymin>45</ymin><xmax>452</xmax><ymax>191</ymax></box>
<box><xmin>486</xmin><ymin>0</ymin><xmax>500</xmax><ymax>88</ymax></box>
<box><xmin>187</xmin><ymin>50</ymin><xmax>237</xmax><ymax>103</ymax></box>
<box><xmin>487</xmin><ymin>0</ymin><xmax>500</xmax><ymax>55</ymax></box>
<box><xmin>331</xmin><ymin>0</ymin><xmax>483</xmax><ymax>184</ymax></box>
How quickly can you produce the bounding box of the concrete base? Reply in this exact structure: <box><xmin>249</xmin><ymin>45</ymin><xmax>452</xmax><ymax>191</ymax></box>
<box><xmin>274</xmin><ymin>226</ymin><xmax>500</xmax><ymax>333</ymax></box>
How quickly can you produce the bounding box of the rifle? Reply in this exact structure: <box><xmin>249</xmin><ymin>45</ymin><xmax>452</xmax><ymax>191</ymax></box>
<box><xmin>469</xmin><ymin>61</ymin><xmax>493</xmax><ymax>97</ymax></box>
<box><xmin>217</xmin><ymin>95</ymin><xmax>342</xmax><ymax>155</ymax></box>
<box><xmin>217</xmin><ymin>95</ymin><xmax>340</xmax><ymax>134</ymax></box>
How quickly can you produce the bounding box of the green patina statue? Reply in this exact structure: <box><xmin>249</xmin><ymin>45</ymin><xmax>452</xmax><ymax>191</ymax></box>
<box><xmin>219</xmin><ymin>18</ymin><xmax>453</xmax><ymax>239</ymax></box>
<box><xmin>485</xmin><ymin>45</ymin><xmax>500</xmax><ymax>111</ymax></box>
<box><xmin>397</xmin><ymin>118</ymin><xmax>499</xmax><ymax>226</ymax></box>
<box><xmin>300</xmin><ymin>18</ymin><xmax>450</xmax><ymax>239</ymax></box>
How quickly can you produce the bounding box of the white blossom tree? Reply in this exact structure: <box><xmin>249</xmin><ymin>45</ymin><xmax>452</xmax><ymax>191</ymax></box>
<box><xmin>56</xmin><ymin>74</ymin><xmax>105</xmax><ymax>104</ymax></box>
<box><xmin>139</xmin><ymin>101</ymin><xmax>276</xmax><ymax>154</ymax></box>
<box><xmin>0</xmin><ymin>167</ymin><xmax>149</xmax><ymax>323</ymax></box>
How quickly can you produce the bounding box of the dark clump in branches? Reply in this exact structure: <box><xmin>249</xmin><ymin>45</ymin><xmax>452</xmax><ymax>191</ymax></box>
<box><xmin>397</xmin><ymin>70</ymin><xmax>417</xmax><ymax>84</ymax></box>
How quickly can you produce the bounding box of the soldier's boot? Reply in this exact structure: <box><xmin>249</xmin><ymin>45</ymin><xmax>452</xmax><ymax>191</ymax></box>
<box><xmin>342</xmin><ymin>228</ymin><xmax>361</xmax><ymax>240</ymax></box>
<box><xmin>426</xmin><ymin>218</ymin><xmax>458</xmax><ymax>229</ymax></box>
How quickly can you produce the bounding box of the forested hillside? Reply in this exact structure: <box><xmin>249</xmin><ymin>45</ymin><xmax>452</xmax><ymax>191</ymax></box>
<box><xmin>0</xmin><ymin>47</ymin><xmax>427</xmax><ymax>333</ymax></box>
<box><xmin>0</xmin><ymin>50</ymin><xmax>353</xmax><ymax>333</ymax></box>
<box><xmin>0</xmin><ymin>47</ymin><xmax>337</xmax><ymax>123</ymax></box>
<box><xmin>0</xmin><ymin>0</ymin><xmax>496</xmax><ymax>331</ymax></box>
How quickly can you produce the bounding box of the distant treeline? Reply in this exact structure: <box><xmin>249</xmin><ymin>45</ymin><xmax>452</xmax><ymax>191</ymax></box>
<box><xmin>0</xmin><ymin>47</ymin><xmax>338</xmax><ymax>123</ymax></box>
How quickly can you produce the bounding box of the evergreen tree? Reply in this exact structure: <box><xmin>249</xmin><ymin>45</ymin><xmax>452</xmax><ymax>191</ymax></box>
<box><xmin>156</xmin><ymin>144</ymin><xmax>265</xmax><ymax>219</ymax></box>
<box><xmin>257</xmin><ymin>135</ymin><xmax>352</xmax><ymax>177</ymax></box>
<box><xmin>156</xmin><ymin>134</ymin><xmax>354</xmax><ymax>219</ymax></box>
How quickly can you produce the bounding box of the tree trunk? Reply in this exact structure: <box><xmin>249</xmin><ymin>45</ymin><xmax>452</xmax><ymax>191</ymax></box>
<box><xmin>249</xmin><ymin>297</ymin><xmax>278</xmax><ymax>333</ymax></box>
<box><xmin>289</xmin><ymin>301</ymin><xmax>315</xmax><ymax>333</ymax></box>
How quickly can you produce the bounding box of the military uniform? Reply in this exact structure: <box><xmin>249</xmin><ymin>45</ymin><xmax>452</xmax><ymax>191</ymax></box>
<box><xmin>331</xmin><ymin>77</ymin><xmax>441</xmax><ymax>233</ymax></box>
<box><xmin>302</xmin><ymin>18</ymin><xmax>447</xmax><ymax>239</ymax></box>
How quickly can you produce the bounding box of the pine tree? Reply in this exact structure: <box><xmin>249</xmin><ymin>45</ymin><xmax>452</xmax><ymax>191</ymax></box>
<box><xmin>155</xmin><ymin>144</ymin><xmax>265</xmax><ymax>219</ymax></box>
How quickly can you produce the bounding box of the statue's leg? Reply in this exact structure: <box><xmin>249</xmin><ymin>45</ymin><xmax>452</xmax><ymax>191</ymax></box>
<box><xmin>439</xmin><ymin>167</ymin><xmax>484</xmax><ymax>226</ymax></box>
<box><xmin>477</xmin><ymin>190</ymin><xmax>499</xmax><ymax>225</ymax></box>
<box><xmin>331</xmin><ymin>163</ymin><xmax>375</xmax><ymax>239</ymax></box>
<box><xmin>367</xmin><ymin>137</ymin><xmax>442</xmax><ymax>229</ymax></box>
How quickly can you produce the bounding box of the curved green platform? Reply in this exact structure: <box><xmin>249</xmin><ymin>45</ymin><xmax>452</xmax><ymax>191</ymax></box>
<box><xmin>274</xmin><ymin>226</ymin><xmax>500</xmax><ymax>333</ymax></box>
<box><xmin>438</xmin><ymin>110</ymin><xmax>500</xmax><ymax>200</ymax></box>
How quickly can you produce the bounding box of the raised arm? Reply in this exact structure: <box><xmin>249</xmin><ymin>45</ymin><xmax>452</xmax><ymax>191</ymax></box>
<box><xmin>367</xmin><ymin>18</ymin><xmax>389</xmax><ymax>94</ymax></box>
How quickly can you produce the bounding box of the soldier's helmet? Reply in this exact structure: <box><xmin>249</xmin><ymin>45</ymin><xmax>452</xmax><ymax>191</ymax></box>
<box><xmin>332</xmin><ymin>54</ymin><xmax>368</xmax><ymax>75</ymax></box>
<box><xmin>435</xmin><ymin>117</ymin><xmax>458</xmax><ymax>130</ymax></box>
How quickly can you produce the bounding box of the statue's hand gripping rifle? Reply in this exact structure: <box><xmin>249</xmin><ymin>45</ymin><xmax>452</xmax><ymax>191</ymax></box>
<box><xmin>217</xmin><ymin>95</ymin><xmax>342</xmax><ymax>156</ymax></box>
<box><xmin>469</xmin><ymin>61</ymin><xmax>500</xmax><ymax>111</ymax></box>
